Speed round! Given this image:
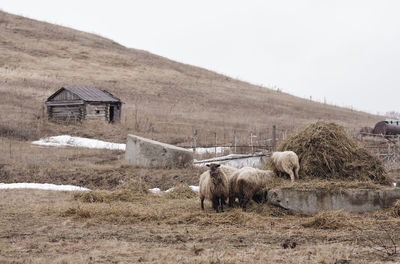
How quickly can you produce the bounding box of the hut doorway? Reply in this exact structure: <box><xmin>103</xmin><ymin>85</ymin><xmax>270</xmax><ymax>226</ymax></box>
<box><xmin>109</xmin><ymin>106</ymin><xmax>115</xmax><ymax>122</ymax></box>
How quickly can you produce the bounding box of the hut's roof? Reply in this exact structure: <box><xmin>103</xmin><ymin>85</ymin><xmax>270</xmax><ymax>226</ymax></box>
<box><xmin>47</xmin><ymin>87</ymin><xmax>121</xmax><ymax>103</ymax></box>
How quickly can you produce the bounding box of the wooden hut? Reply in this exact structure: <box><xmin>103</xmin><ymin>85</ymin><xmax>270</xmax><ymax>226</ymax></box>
<box><xmin>45</xmin><ymin>87</ymin><xmax>122</xmax><ymax>123</ymax></box>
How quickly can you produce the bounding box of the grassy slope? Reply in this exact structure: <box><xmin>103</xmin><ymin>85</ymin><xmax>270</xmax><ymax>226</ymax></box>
<box><xmin>0</xmin><ymin>10</ymin><xmax>382</xmax><ymax>145</ymax></box>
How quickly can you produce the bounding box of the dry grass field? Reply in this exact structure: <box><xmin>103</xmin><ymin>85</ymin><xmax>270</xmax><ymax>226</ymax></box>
<box><xmin>1</xmin><ymin>10</ymin><xmax>400</xmax><ymax>264</ymax></box>
<box><xmin>1</xmin><ymin>187</ymin><xmax>400</xmax><ymax>264</ymax></box>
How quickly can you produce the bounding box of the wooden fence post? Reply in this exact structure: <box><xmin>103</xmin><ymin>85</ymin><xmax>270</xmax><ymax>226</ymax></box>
<box><xmin>233</xmin><ymin>130</ymin><xmax>237</xmax><ymax>153</ymax></box>
<box><xmin>250</xmin><ymin>132</ymin><xmax>257</xmax><ymax>153</ymax></box>
<box><xmin>214</xmin><ymin>132</ymin><xmax>217</xmax><ymax>156</ymax></box>
<box><xmin>192</xmin><ymin>128</ymin><xmax>197</xmax><ymax>152</ymax></box>
<box><xmin>272</xmin><ymin>125</ymin><xmax>276</xmax><ymax>151</ymax></box>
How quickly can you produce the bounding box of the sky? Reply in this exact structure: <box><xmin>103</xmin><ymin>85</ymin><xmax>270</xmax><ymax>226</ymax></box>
<box><xmin>2</xmin><ymin>0</ymin><xmax>400</xmax><ymax>115</ymax></box>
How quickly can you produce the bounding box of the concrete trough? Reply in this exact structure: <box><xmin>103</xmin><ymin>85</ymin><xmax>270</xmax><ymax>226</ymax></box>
<box><xmin>268</xmin><ymin>187</ymin><xmax>400</xmax><ymax>215</ymax></box>
<box><xmin>124</xmin><ymin>134</ymin><xmax>193</xmax><ymax>168</ymax></box>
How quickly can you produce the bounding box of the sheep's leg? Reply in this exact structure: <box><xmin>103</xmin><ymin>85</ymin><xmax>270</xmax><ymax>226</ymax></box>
<box><xmin>229</xmin><ymin>195</ymin><xmax>238</xmax><ymax>207</ymax></box>
<box><xmin>201</xmin><ymin>197</ymin><xmax>205</xmax><ymax>210</ymax></box>
<box><xmin>287</xmin><ymin>169</ymin><xmax>295</xmax><ymax>183</ymax></box>
<box><xmin>240</xmin><ymin>198</ymin><xmax>248</xmax><ymax>212</ymax></box>
<box><xmin>212</xmin><ymin>196</ymin><xmax>219</xmax><ymax>213</ymax></box>
<box><xmin>263</xmin><ymin>190</ymin><xmax>268</xmax><ymax>203</ymax></box>
<box><xmin>238</xmin><ymin>193</ymin><xmax>244</xmax><ymax>209</ymax></box>
<box><xmin>239</xmin><ymin>193</ymin><xmax>249</xmax><ymax>211</ymax></box>
<box><xmin>228</xmin><ymin>195</ymin><xmax>234</xmax><ymax>207</ymax></box>
<box><xmin>294</xmin><ymin>166</ymin><xmax>299</xmax><ymax>180</ymax></box>
<box><xmin>220</xmin><ymin>195</ymin><xmax>225</xmax><ymax>212</ymax></box>
<box><xmin>221</xmin><ymin>196</ymin><xmax>226</xmax><ymax>206</ymax></box>
<box><xmin>252</xmin><ymin>192</ymin><xmax>262</xmax><ymax>203</ymax></box>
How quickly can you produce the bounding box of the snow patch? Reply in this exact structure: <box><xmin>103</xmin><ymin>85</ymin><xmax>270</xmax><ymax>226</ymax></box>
<box><xmin>149</xmin><ymin>187</ymin><xmax>162</xmax><ymax>193</ymax></box>
<box><xmin>32</xmin><ymin>135</ymin><xmax>126</xmax><ymax>151</ymax></box>
<box><xmin>0</xmin><ymin>183</ymin><xmax>90</xmax><ymax>191</ymax></box>
<box><xmin>190</xmin><ymin>147</ymin><xmax>230</xmax><ymax>154</ymax></box>
<box><xmin>149</xmin><ymin>185</ymin><xmax>199</xmax><ymax>194</ymax></box>
<box><xmin>189</xmin><ymin>185</ymin><xmax>199</xmax><ymax>192</ymax></box>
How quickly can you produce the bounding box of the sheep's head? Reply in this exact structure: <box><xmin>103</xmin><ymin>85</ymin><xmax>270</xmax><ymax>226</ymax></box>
<box><xmin>206</xmin><ymin>163</ymin><xmax>221</xmax><ymax>181</ymax></box>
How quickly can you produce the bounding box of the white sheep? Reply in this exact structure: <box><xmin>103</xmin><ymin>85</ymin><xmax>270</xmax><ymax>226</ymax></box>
<box><xmin>199</xmin><ymin>163</ymin><xmax>230</xmax><ymax>212</ymax></box>
<box><xmin>235</xmin><ymin>167</ymin><xmax>275</xmax><ymax>210</ymax></box>
<box><xmin>270</xmin><ymin>151</ymin><xmax>299</xmax><ymax>182</ymax></box>
<box><xmin>204</xmin><ymin>164</ymin><xmax>239</xmax><ymax>208</ymax></box>
<box><xmin>228</xmin><ymin>166</ymin><xmax>253</xmax><ymax>207</ymax></box>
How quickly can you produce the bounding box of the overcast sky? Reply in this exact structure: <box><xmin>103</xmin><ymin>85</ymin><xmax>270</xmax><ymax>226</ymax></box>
<box><xmin>2</xmin><ymin>0</ymin><xmax>400</xmax><ymax>115</ymax></box>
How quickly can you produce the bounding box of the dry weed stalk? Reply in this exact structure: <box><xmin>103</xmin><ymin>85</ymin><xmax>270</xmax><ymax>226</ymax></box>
<box><xmin>359</xmin><ymin>224</ymin><xmax>399</xmax><ymax>259</ymax></box>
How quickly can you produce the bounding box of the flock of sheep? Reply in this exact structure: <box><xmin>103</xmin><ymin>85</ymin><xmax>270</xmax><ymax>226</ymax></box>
<box><xmin>199</xmin><ymin>151</ymin><xmax>300</xmax><ymax>212</ymax></box>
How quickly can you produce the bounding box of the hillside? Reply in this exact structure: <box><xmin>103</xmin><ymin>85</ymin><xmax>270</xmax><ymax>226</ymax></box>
<box><xmin>0</xmin><ymin>10</ymin><xmax>382</xmax><ymax>145</ymax></box>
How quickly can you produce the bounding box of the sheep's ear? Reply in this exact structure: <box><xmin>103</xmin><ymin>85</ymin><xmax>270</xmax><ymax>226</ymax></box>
<box><xmin>206</xmin><ymin>164</ymin><xmax>210</xmax><ymax>167</ymax></box>
<box><xmin>216</xmin><ymin>164</ymin><xmax>221</xmax><ymax>168</ymax></box>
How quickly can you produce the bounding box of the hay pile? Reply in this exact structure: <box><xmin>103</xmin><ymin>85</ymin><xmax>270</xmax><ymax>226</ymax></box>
<box><xmin>165</xmin><ymin>184</ymin><xmax>197</xmax><ymax>199</ymax></box>
<box><xmin>301</xmin><ymin>211</ymin><xmax>354</xmax><ymax>230</ymax></box>
<box><xmin>74</xmin><ymin>182</ymin><xmax>149</xmax><ymax>203</ymax></box>
<box><xmin>392</xmin><ymin>200</ymin><xmax>400</xmax><ymax>217</ymax></box>
<box><xmin>274</xmin><ymin>121</ymin><xmax>390</xmax><ymax>185</ymax></box>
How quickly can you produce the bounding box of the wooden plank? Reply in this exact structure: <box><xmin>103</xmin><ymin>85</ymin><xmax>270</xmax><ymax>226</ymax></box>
<box><xmin>86</xmin><ymin>114</ymin><xmax>106</xmax><ymax>118</ymax></box>
<box><xmin>46</xmin><ymin>100</ymin><xmax>84</xmax><ymax>106</ymax></box>
<box><xmin>51</xmin><ymin>90</ymin><xmax>80</xmax><ymax>101</ymax></box>
<box><xmin>52</xmin><ymin>109</ymin><xmax>81</xmax><ymax>113</ymax></box>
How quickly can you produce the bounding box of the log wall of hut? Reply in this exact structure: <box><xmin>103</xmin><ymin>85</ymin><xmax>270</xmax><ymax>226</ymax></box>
<box><xmin>47</xmin><ymin>105</ymin><xmax>84</xmax><ymax>122</ymax></box>
<box><xmin>85</xmin><ymin>103</ymin><xmax>108</xmax><ymax>121</ymax></box>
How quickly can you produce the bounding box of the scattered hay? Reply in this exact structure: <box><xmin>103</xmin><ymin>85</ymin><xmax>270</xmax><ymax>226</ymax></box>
<box><xmin>60</xmin><ymin>206</ymin><xmax>92</xmax><ymax>218</ymax></box>
<box><xmin>174</xmin><ymin>209</ymin><xmax>269</xmax><ymax>227</ymax></box>
<box><xmin>271</xmin><ymin>121</ymin><xmax>390</xmax><ymax>185</ymax></box>
<box><xmin>302</xmin><ymin>211</ymin><xmax>354</xmax><ymax>230</ymax></box>
<box><xmin>165</xmin><ymin>184</ymin><xmax>197</xmax><ymax>199</ymax></box>
<box><xmin>191</xmin><ymin>245</ymin><xmax>205</xmax><ymax>256</ymax></box>
<box><xmin>74</xmin><ymin>182</ymin><xmax>149</xmax><ymax>203</ymax></box>
<box><xmin>248</xmin><ymin>202</ymin><xmax>292</xmax><ymax>217</ymax></box>
<box><xmin>391</xmin><ymin>200</ymin><xmax>400</xmax><ymax>217</ymax></box>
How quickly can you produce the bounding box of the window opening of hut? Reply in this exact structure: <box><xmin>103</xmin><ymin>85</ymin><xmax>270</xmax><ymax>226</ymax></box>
<box><xmin>95</xmin><ymin>110</ymin><xmax>100</xmax><ymax>114</ymax></box>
